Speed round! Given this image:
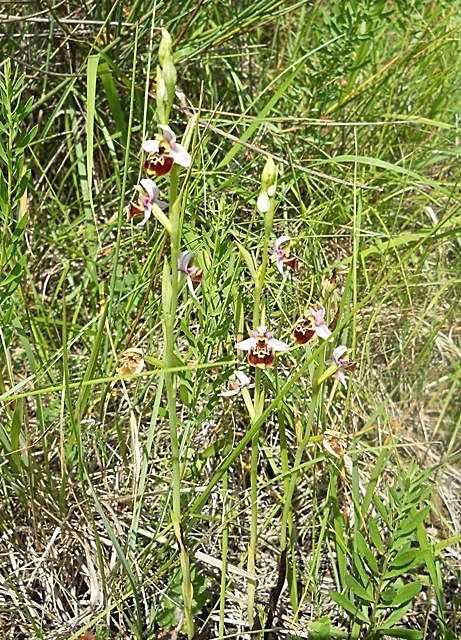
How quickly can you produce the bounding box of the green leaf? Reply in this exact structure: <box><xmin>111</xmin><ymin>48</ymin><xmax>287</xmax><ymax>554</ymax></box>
<box><xmin>373</xmin><ymin>494</ymin><xmax>391</xmax><ymax>528</ymax></box>
<box><xmin>368</xmin><ymin>517</ymin><xmax>385</xmax><ymax>554</ymax></box>
<box><xmin>433</xmin><ymin>533</ymin><xmax>461</xmax><ymax>553</ymax></box>
<box><xmin>235</xmin><ymin>241</ymin><xmax>257</xmax><ymax>280</ymax></box>
<box><xmin>377</xmin><ymin>628</ymin><xmax>422</xmax><ymax>639</ymax></box>
<box><xmin>151</xmin><ymin>203</ymin><xmax>172</xmax><ymax>233</ymax></box>
<box><xmin>395</xmin><ymin>507</ymin><xmax>429</xmax><ymax>539</ymax></box>
<box><xmin>345</xmin><ymin>574</ymin><xmax>374</xmax><ymax>602</ymax></box>
<box><xmin>309</xmin><ymin>617</ymin><xmax>348</xmax><ymax>638</ymax></box>
<box><xmin>356</xmin><ymin>529</ymin><xmax>380</xmax><ymax>575</ymax></box>
<box><xmin>387</xmin><ymin>546</ymin><xmax>423</xmax><ymax>572</ymax></box>
<box><xmin>353</xmin><ymin>551</ymin><xmax>373</xmax><ymax>589</ymax></box>
<box><xmin>389</xmin><ymin>581</ymin><xmax>422</xmax><ymax>607</ymax></box>
<box><xmin>330</xmin><ymin>591</ymin><xmax>370</xmax><ymax>623</ymax></box>
<box><xmin>328</xmin><ymin>154</ymin><xmax>441</xmax><ymax>189</ymax></box>
<box><xmin>381</xmin><ymin>600</ymin><xmax>413</xmax><ymax>627</ymax></box>
<box><xmin>86</xmin><ymin>54</ymin><xmax>99</xmax><ymax>196</ymax></box>
<box><xmin>99</xmin><ymin>61</ymin><xmax>127</xmax><ymax>142</ymax></box>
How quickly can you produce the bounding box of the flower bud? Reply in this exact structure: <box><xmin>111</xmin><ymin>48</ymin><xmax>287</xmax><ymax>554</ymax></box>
<box><xmin>162</xmin><ymin>58</ymin><xmax>177</xmax><ymax>105</ymax></box>
<box><xmin>261</xmin><ymin>156</ymin><xmax>277</xmax><ymax>193</ymax></box>
<box><xmin>156</xmin><ymin>29</ymin><xmax>176</xmax><ymax>124</ymax></box>
<box><xmin>156</xmin><ymin>71</ymin><xmax>168</xmax><ymax>124</ymax></box>
<box><xmin>256</xmin><ymin>190</ymin><xmax>270</xmax><ymax>213</ymax></box>
<box><xmin>158</xmin><ymin>28</ymin><xmax>173</xmax><ymax>67</ymax></box>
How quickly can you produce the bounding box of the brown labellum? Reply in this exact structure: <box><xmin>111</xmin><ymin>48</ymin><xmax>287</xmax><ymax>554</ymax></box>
<box><xmin>342</xmin><ymin>360</ymin><xmax>357</xmax><ymax>373</ymax></box>
<box><xmin>143</xmin><ymin>154</ymin><xmax>174</xmax><ymax>176</ymax></box>
<box><xmin>283</xmin><ymin>255</ymin><xmax>299</xmax><ymax>273</ymax></box>
<box><xmin>189</xmin><ymin>269</ymin><xmax>203</xmax><ymax>283</ymax></box>
<box><xmin>126</xmin><ymin>200</ymin><xmax>145</xmax><ymax>221</ymax></box>
<box><xmin>292</xmin><ymin>320</ymin><xmax>315</xmax><ymax>345</ymax></box>
<box><xmin>248</xmin><ymin>338</ymin><xmax>275</xmax><ymax>368</ymax></box>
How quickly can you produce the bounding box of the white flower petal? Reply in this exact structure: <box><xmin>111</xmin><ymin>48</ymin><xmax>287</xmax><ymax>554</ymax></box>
<box><xmin>309</xmin><ymin>304</ymin><xmax>326</xmax><ymax>324</ymax></box>
<box><xmin>337</xmin><ymin>368</ymin><xmax>348</xmax><ymax>388</ymax></box>
<box><xmin>268</xmin><ymin>338</ymin><xmax>290</xmax><ymax>352</ymax></box>
<box><xmin>178</xmin><ymin>251</ymin><xmax>194</xmax><ymax>273</ymax></box>
<box><xmin>315</xmin><ymin>324</ymin><xmax>331</xmax><ymax>340</ymax></box>
<box><xmin>219</xmin><ymin>388</ymin><xmax>240</xmax><ymax>397</ymax></box>
<box><xmin>170</xmin><ymin>143</ymin><xmax>192</xmax><ymax>168</ymax></box>
<box><xmin>276</xmin><ymin>257</ymin><xmax>285</xmax><ymax>276</ymax></box>
<box><xmin>234</xmin><ymin>337</ymin><xmax>257</xmax><ymax>351</ymax></box>
<box><xmin>186</xmin><ymin>275</ymin><xmax>199</xmax><ymax>302</ymax></box>
<box><xmin>136</xmin><ymin>206</ymin><xmax>151</xmax><ymax>227</ymax></box>
<box><xmin>235</xmin><ymin>370</ymin><xmax>251</xmax><ymax>387</ymax></box>
<box><xmin>257</xmin><ymin>190</ymin><xmax>270</xmax><ymax>213</ymax></box>
<box><xmin>158</xmin><ymin>124</ymin><xmax>176</xmax><ymax>143</ymax></box>
<box><xmin>274</xmin><ymin>235</ymin><xmax>290</xmax><ymax>251</ymax></box>
<box><xmin>333</xmin><ymin>345</ymin><xmax>348</xmax><ymax>364</ymax></box>
<box><xmin>140</xmin><ymin>178</ymin><xmax>158</xmax><ymax>200</ymax></box>
<box><xmin>142</xmin><ymin>139</ymin><xmax>160</xmax><ymax>153</ymax></box>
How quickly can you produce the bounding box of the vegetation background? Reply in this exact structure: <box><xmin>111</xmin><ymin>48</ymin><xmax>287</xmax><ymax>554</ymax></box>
<box><xmin>0</xmin><ymin>0</ymin><xmax>460</xmax><ymax>638</ymax></box>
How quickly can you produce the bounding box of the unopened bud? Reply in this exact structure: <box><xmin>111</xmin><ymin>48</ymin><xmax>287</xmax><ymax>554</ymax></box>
<box><xmin>156</xmin><ymin>29</ymin><xmax>176</xmax><ymax>124</ymax></box>
<box><xmin>162</xmin><ymin>58</ymin><xmax>177</xmax><ymax>105</ymax></box>
<box><xmin>156</xmin><ymin>71</ymin><xmax>168</xmax><ymax>124</ymax></box>
<box><xmin>261</xmin><ymin>156</ymin><xmax>277</xmax><ymax>193</ymax></box>
<box><xmin>257</xmin><ymin>190</ymin><xmax>270</xmax><ymax>213</ymax></box>
<box><xmin>158</xmin><ymin>29</ymin><xmax>173</xmax><ymax>67</ymax></box>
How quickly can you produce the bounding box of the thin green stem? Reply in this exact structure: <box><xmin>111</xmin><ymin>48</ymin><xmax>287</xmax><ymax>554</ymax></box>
<box><xmin>280</xmin><ymin>343</ymin><xmax>326</xmax><ymax>608</ymax></box>
<box><xmin>247</xmin><ymin>367</ymin><xmax>262</xmax><ymax>625</ymax></box>
<box><xmin>219</xmin><ymin>470</ymin><xmax>229</xmax><ymax>638</ymax></box>
<box><xmin>252</xmin><ymin>201</ymin><xmax>274</xmax><ymax>327</ymax></box>
<box><xmin>162</xmin><ymin>164</ymin><xmax>194</xmax><ymax>638</ymax></box>
<box><xmin>247</xmin><ymin>192</ymin><xmax>275</xmax><ymax>625</ymax></box>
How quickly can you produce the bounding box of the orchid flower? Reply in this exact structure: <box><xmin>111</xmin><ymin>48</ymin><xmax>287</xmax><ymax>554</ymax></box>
<box><xmin>309</xmin><ymin>304</ymin><xmax>331</xmax><ymax>340</ymax></box>
<box><xmin>235</xmin><ymin>326</ymin><xmax>290</xmax><ymax>368</ymax></box>
<box><xmin>292</xmin><ymin>304</ymin><xmax>331</xmax><ymax>344</ymax></box>
<box><xmin>126</xmin><ymin>178</ymin><xmax>167</xmax><ymax>227</ymax></box>
<box><xmin>219</xmin><ymin>370</ymin><xmax>254</xmax><ymax>397</ymax></box>
<box><xmin>333</xmin><ymin>345</ymin><xmax>356</xmax><ymax>388</ymax></box>
<box><xmin>178</xmin><ymin>251</ymin><xmax>202</xmax><ymax>301</ymax></box>
<box><xmin>142</xmin><ymin>125</ymin><xmax>191</xmax><ymax>176</ymax></box>
<box><xmin>118</xmin><ymin>347</ymin><xmax>145</xmax><ymax>377</ymax></box>
<box><xmin>269</xmin><ymin>235</ymin><xmax>299</xmax><ymax>276</ymax></box>
<box><xmin>292</xmin><ymin>319</ymin><xmax>316</xmax><ymax>345</ymax></box>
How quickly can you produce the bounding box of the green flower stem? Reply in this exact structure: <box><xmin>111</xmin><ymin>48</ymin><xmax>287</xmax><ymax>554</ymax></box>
<box><xmin>163</xmin><ymin>164</ymin><xmax>194</xmax><ymax>639</ymax></box>
<box><xmin>219</xmin><ymin>469</ymin><xmax>229</xmax><ymax>639</ymax></box>
<box><xmin>252</xmin><ymin>199</ymin><xmax>275</xmax><ymax>328</ymax></box>
<box><xmin>247</xmin><ymin>195</ymin><xmax>275</xmax><ymax>625</ymax></box>
<box><xmin>247</xmin><ymin>367</ymin><xmax>262</xmax><ymax>625</ymax></box>
<box><xmin>280</xmin><ymin>343</ymin><xmax>326</xmax><ymax>608</ymax></box>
